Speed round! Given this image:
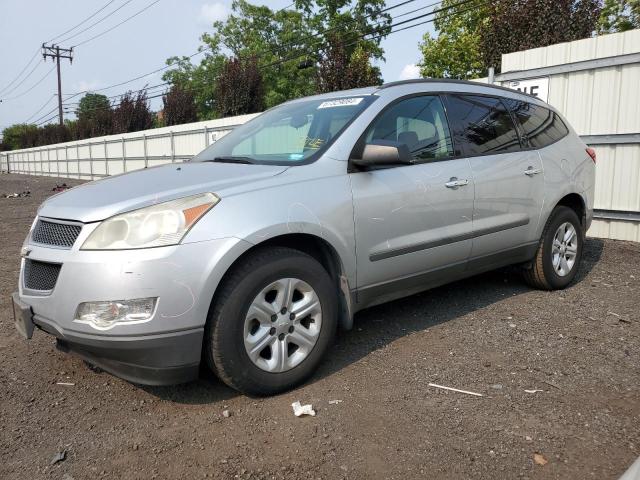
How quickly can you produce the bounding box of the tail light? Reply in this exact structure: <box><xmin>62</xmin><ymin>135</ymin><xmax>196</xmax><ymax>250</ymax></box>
<box><xmin>586</xmin><ymin>147</ymin><xmax>596</xmax><ymax>163</ymax></box>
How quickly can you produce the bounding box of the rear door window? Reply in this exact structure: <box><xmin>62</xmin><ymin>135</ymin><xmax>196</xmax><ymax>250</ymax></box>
<box><xmin>444</xmin><ymin>94</ymin><xmax>521</xmax><ymax>156</ymax></box>
<box><xmin>503</xmin><ymin>100</ymin><xmax>569</xmax><ymax>148</ymax></box>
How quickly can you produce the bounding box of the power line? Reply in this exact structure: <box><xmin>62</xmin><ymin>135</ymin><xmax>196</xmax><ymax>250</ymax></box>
<box><xmin>0</xmin><ymin>48</ymin><xmax>42</xmax><ymax>95</ymax></box>
<box><xmin>30</xmin><ymin>104</ymin><xmax>62</xmax><ymax>126</ymax></box>
<box><xmin>72</xmin><ymin>0</ymin><xmax>164</xmax><ymax>48</ymax></box>
<box><xmin>47</xmin><ymin>0</ymin><xmax>118</xmax><ymax>43</ymax></box>
<box><xmin>55</xmin><ymin>0</ymin><xmax>137</xmax><ymax>45</ymax></box>
<box><xmin>1</xmin><ymin>65</ymin><xmax>56</xmax><ymax>101</ymax></box>
<box><xmin>23</xmin><ymin>95</ymin><xmax>57</xmax><ymax>123</ymax></box>
<box><xmin>62</xmin><ymin>47</ymin><xmax>210</xmax><ymax>101</ymax></box>
<box><xmin>35</xmin><ymin>0</ymin><xmax>483</xmax><ymax>125</ymax></box>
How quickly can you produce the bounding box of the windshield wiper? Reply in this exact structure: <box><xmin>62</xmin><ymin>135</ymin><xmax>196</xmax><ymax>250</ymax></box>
<box><xmin>206</xmin><ymin>156</ymin><xmax>255</xmax><ymax>164</ymax></box>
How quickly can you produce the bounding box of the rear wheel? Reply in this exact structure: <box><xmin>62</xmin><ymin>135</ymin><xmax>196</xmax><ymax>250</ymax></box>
<box><xmin>205</xmin><ymin>247</ymin><xmax>337</xmax><ymax>396</ymax></box>
<box><xmin>523</xmin><ymin>206</ymin><xmax>583</xmax><ymax>290</ymax></box>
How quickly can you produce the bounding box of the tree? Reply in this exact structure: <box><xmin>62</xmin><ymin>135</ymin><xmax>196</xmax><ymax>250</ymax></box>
<box><xmin>419</xmin><ymin>0</ymin><xmax>488</xmax><ymax>79</ymax></box>
<box><xmin>1</xmin><ymin>124</ymin><xmax>38</xmax><ymax>150</ymax></box>
<box><xmin>316</xmin><ymin>35</ymin><xmax>382</xmax><ymax>92</ymax></box>
<box><xmin>162</xmin><ymin>85</ymin><xmax>199</xmax><ymax>126</ymax></box>
<box><xmin>112</xmin><ymin>90</ymin><xmax>153</xmax><ymax>134</ymax></box>
<box><xmin>76</xmin><ymin>93</ymin><xmax>110</xmax><ymax>122</ymax></box>
<box><xmin>598</xmin><ymin>0</ymin><xmax>640</xmax><ymax>32</ymax></box>
<box><xmin>163</xmin><ymin>0</ymin><xmax>392</xmax><ymax>116</ymax></box>
<box><xmin>215</xmin><ymin>56</ymin><xmax>265</xmax><ymax>117</ymax></box>
<box><xmin>480</xmin><ymin>0</ymin><xmax>601</xmax><ymax>71</ymax></box>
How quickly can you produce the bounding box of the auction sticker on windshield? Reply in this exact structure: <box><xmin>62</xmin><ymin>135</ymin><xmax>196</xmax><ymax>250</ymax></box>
<box><xmin>318</xmin><ymin>98</ymin><xmax>364</xmax><ymax>109</ymax></box>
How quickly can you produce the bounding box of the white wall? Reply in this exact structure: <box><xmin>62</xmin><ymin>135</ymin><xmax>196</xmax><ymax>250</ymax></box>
<box><xmin>0</xmin><ymin>114</ymin><xmax>258</xmax><ymax>179</ymax></box>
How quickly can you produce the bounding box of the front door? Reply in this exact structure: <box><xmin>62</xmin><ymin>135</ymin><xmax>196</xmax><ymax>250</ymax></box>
<box><xmin>349</xmin><ymin>95</ymin><xmax>474</xmax><ymax>300</ymax></box>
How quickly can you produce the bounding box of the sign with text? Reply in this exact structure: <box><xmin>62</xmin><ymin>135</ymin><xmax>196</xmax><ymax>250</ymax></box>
<box><xmin>504</xmin><ymin>77</ymin><xmax>549</xmax><ymax>102</ymax></box>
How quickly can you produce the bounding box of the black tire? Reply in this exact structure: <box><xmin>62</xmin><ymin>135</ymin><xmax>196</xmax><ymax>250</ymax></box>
<box><xmin>204</xmin><ymin>247</ymin><xmax>337</xmax><ymax>396</ymax></box>
<box><xmin>523</xmin><ymin>206</ymin><xmax>584</xmax><ymax>290</ymax></box>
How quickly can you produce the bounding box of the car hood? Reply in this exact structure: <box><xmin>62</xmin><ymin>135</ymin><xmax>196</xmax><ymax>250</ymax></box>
<box><xmin>38</xmin><ymin>162</ymin><xmax>288</xmax><ymax>223</ymax></box>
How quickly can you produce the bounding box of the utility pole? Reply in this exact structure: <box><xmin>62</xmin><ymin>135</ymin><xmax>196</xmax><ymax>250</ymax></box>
<box><xmin>42</xmin><ymin>44</ymin><xmax>73</xmax><ymax>126</ymax></box>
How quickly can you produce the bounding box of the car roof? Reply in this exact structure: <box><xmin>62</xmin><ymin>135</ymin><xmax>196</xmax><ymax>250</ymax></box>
<box><xmin>285</xmin><ymin>78</ymin><xmax>547</xmax><ymax>107</ymax></box>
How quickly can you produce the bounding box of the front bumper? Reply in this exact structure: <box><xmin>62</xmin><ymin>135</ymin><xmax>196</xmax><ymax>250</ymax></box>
<box><xmin>14</xmin><ymin>235</ymin><xmax>251</xmax><ymax>385</ymax></box>
<box><xmin>13</xmin><ymin>290</ymin><xmax>203</xmax><ymax>385</ymax></box>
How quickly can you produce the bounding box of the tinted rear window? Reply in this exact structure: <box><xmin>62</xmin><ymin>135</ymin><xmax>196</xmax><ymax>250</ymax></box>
<box><xmin>444</xmin><ymin>94</ymin><xmax>521</xmax><ymax>156</ymax></box>
<box><xmin>503</xmin><ymin>100</ymin><xmax>569</xmax><ymax>148</ymax></box>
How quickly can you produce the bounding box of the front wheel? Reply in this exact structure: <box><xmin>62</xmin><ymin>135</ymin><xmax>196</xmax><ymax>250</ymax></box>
<box><xmin>523</xmin><ymin>206</ymin><xmax>584</xmax><ymax>290</ymax></box>
<box><xmin>204</xmin><ymin>247</ymin><xmax>337</xmax><ymax>396</ymax></box>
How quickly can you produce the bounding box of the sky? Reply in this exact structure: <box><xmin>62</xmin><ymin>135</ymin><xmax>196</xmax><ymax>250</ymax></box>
<box><xmin>0</xmin><ymin>0</ymin><xmax>434</xmax><ymax>130</ymax></box>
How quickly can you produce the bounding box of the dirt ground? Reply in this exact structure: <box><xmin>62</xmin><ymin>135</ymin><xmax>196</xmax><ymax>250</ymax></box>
<box><xmin>0</xmin><ymin>173</ymin><xmax>638</xmax><ymax>480</ymax></box>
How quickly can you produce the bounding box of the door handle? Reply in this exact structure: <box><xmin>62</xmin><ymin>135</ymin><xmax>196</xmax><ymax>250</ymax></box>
<box><xmin>524</xmin><ymin>166</ymin><xmax>543</xmax><ymax>176</ymax></box>
<box><xmin>445</xmin><ymin>177</ymin><xmax>469</xmax><ymax>189</ymax></box>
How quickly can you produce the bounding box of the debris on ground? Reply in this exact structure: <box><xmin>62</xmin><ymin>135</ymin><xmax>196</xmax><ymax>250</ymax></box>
<box><xmin>428</xmin><ymin>383</ymin><xmax>484</xmax><ymax>397</ymax></box>
<box><xmin>2</xmin><ymin>190</ymin><xmax>30</xmax><ymax>198</ymax></box>
<box><xmin>56</xmin><ymin>382</ymin><xmax>75</xmax><ymax>386</ymax></box>
<box><xmin>52</xmin><ymin>183</ymin><xmax>69</xmax><ymax>192</ymax></box>
<box><xmin>50</xmin><ymin>450</ymin><xmax>67</xmax><ymax>465</ymax></box>
<box><xmin>543</xmin><ymin>380</ymin><xmax>561</xmax><ymax>390</ymax></box>
<box><xmin>222</xmin><ymin>410</ymin><xmax>231</xmax><ymax>418</ymax></box>
<box><xmin>328</xmin><ymin>399</ymin><xmax>343</xmax><ymax>405</ymax></box>
<box><xmin>291</xmin><ymin>401</ymin><xmax>316</xmax><ymax>417</ymax></box>
<box><xmin>524</xmin><ymin>389</ymin><xmax>543</xmax><ymax>394</ymax></box>
<box><xmin>533</xmin><ymin>453</ymin><xmax>548</xmax><ymax>466</ymax></box>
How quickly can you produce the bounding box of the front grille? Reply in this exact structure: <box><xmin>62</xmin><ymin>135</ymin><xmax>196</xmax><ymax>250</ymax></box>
<box><xmin>32</xmin><ymin>219</ymin><xmax>82</xmax><ymax>248</ymax></box>
<box><xmin>23</xmin><ymin>260</ymin><xmax>61</xmax><ymax>291</ymax></box>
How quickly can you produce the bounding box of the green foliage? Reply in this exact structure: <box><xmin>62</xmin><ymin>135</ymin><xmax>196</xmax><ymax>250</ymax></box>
<box><xmin>421</xmin><ymin>0</ymin><xmax>601</xmax><ymax>77</ymax></box>
<box><xmin>597</xmin><ymin>0</ymin><xmax>640</xmax><ymax>32</ymax></box>
<box><xmin>163</xmin><ymin>0</ymin><xmax>390</xmax><ymax>117</ymax></box>
<box><xmin>76</xmin><ymin>93</ymin><xmax>110</xmax><ymax>122</ymax></box>
<box><xmin>1</xmin><ymin>124</ymin><xmax>38</xmax><ymax>150</ymax></box>
<box><xmin>480</xmin><ymin>0</ymin><xmax>601</xmax><ymax>72</ymax></box>
<box><xmin>419</xmin><ymin>0</ymin><xmax>487</xmax><ymax>79</ymax></box>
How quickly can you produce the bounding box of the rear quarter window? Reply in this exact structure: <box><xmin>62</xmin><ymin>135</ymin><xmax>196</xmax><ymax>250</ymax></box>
<box><xmin>503</xmin><ymin>99</ymin><xmax>569</xmax><ymax>148</ymax></box>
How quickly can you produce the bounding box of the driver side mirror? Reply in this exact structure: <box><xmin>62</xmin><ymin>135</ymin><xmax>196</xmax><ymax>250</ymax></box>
<box><xmin>350</xmin><ymin>140</ymin><xmax>413</xmax><ymax>168</ymax></box>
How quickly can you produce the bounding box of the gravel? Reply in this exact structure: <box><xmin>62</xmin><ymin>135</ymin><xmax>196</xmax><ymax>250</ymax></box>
<box><xmin>1</xmin><ymin>173</ymin><xmax>638</xmax><ymax>479</ymax></box>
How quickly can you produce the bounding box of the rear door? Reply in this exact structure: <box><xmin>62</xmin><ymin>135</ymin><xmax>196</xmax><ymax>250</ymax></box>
<box><xmin>350</xmin><ymin>94</ymin><xmax>474</xmax><ymax>294</ymax></box>
<box><xmin>443</xmin><ymin>94</ymin><xmax>545</xmax><ymax>260</ymax></box>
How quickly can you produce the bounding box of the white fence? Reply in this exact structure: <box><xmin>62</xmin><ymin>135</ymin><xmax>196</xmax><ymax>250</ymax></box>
<box><xmin>0</xmin><ymin>114</ymin><xmax>258</xmax><ymax>179</ymax></box>
<box><xmin>2</xmin><ymin>29</ymin><xmax>640</xmax><ymax>241</ymax></box>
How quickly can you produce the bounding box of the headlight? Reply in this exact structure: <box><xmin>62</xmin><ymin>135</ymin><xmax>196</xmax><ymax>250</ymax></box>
<box><xmin>81</xmin><ymin>193</ymin><xmax>219</xmax><ymax>250</ymax></box>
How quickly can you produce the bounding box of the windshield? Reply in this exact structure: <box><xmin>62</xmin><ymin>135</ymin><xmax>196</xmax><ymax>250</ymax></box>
<box><xmin>192</xmin><ymin>96</ymin><xmax>375</xmax><ymax>165</ymax></box>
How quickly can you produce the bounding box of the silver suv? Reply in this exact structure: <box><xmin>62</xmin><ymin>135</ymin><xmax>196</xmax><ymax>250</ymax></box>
<box><xmin>12</xmin><ymin>80</ymin><xmax>595</xmax><ymax>395</ymax></box>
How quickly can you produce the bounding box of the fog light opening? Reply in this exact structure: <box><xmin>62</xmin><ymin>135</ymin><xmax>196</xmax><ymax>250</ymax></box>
<box><xmin>74</xmin><ymin>297</ymin><xmax>157</xmax><ymax>330</ymax></box>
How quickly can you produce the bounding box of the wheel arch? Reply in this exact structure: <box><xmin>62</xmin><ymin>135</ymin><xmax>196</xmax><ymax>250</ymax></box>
<box><xmin>208</xmin><ymin>233</ymin><xmax>355</xmax><ymax>332</ymax></box>
<box><xmin>554</xmin><ymin>192</ymin><xmax>587</xmax><ymax>231</ymax></box>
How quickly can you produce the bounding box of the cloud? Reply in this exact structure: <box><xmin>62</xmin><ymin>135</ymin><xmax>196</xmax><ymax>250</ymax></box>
<box><xmin>398</xmin><ymin>64</ymin><xmax>421</xmax><ymax>81</ymax></box>
<box><xmin>72</xmin><ymin>80</ymin><xmax>102</xmax><ymax>93</ymax></box>
<box><xmin>198</xmin><ymin>2</ymin><xmax>229</xmax><ymax>25</ymax></box>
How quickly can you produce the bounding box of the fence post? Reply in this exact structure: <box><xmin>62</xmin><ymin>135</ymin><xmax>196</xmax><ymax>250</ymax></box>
<box><xmin>77</xmin><ymin>143</ymin><xmax>80</xmax><ymax>179</ymax></box>
<box><xmin>143</xmin><ymin>134</ymin><xmax>148</xmax><ymax>168</ymax></box>
<box><xmin>170</xmin><ymin>131</ymin><xmax>175</xmax><ymax>163</ymax></box>
<box><xmin>204</xmin><ymin>126</ymin><xmax>209</xmax><ymax>148</ymax></box>
<box><xmin>89</xmin><ymin>142</ymin><xmax>94</xmax><ymax>180</ymax></box>
<box><xmin>122</xmin><ymin>138</ymin><xmax>126</xmax><ymax>173</ymax></box>
<box><xmin>104</xmin><ymin>139</ymin><xmax>109</xmax><ymax>176</ymax></box>
<box><xmin>64</xmin><ymin>145</ymin><xmax>68</xmax><ymax>178</ymax></box>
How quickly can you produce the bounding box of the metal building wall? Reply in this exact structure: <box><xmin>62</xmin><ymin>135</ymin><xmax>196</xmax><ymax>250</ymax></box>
<box><xmin>497</xmin><ymin>29</ymin><xmax>640</xmax><ymax>241</ymax></box>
